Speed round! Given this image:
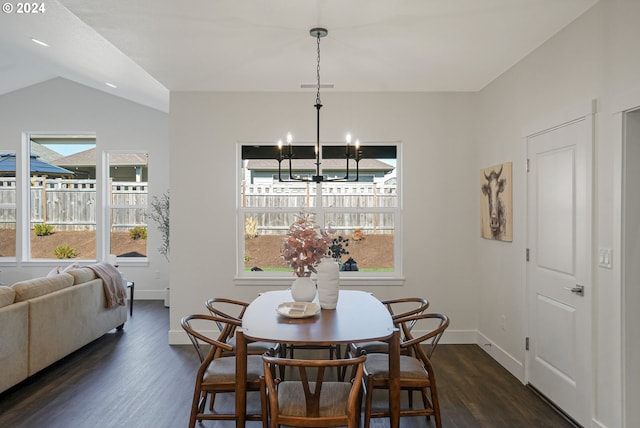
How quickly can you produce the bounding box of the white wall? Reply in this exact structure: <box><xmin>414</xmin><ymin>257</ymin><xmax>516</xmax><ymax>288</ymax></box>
<box><xmin>168</xmin><ymin>91</ymin><xmax>479</xmax><ymax>343</ymax></box>
<box><xmin>476</xmin><ymin>1</ymin><xmax>640</xmax><ymax>427</ymax></box>
<box><xmin>0</xmin><ymin>78</ymin><xmax>170</xmax><ymax>298</ymax></box>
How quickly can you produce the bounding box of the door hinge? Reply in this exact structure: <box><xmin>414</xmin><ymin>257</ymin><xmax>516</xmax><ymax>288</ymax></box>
<box><xmin>526</xmin><ymin>248</ymin><xmax>530</xmax><ymax>262</ymax></box>
<box><xmin>526</xmin><ymin>158</ymin><xmax>530</xmax><ymax>172</ymax></box>
<box><xmin>525</xmin><ymin>337</ymin><xmax>530</xmax><ymax>351</ymax></box>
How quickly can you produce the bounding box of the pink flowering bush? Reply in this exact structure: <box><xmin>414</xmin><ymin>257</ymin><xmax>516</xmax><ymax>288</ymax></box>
<box><xmin>281</xmin><ymin>211</ymin><xmax>333</xmax><ymax>277</ymax></box>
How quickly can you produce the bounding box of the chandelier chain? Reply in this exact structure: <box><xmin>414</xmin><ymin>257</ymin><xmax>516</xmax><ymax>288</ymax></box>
<box><xmin>316</xmin><ymin>32</ymin><xmax>321</xmax><ymax>105</ymax></box>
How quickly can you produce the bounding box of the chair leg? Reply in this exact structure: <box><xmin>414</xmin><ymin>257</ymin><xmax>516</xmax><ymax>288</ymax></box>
<box><xmin>208</xmin><ymin>391</ymin><xmax>216</xmax><ymax>411</ymax></box>
<box><xmin>332</xmin><ymin>344</ymin><xmax>341</xmax><ymax>379</ymax></box>
<box><xmin>430</xmin><ymin>384</ymin><xmax>442</xmax><ymax>428</ymax></box>
<box><xmin>189</xmin><ymin>385</ymin><xmax>202</xmax><ymax>428</ymax></box>
<box><xmin>339</xmin><ymin>345</ymin><xmax>351</xmax><ymax>381</ymax></box>
<box><xmin>363</xmin><ymin>375</ymin><xmax>374</xmax><ymax>428</ymax></box>
<box><xmin>259</xmin><ymin>376</ymin><xmax>268</xmax><ymax>428</ymax></box>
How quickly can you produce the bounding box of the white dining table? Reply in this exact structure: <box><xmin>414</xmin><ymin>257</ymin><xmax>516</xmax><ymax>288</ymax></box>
<box><xmin>234</xmin><ymin>289</ymin><xmax>401</xmax><ymax>428</ymax></box>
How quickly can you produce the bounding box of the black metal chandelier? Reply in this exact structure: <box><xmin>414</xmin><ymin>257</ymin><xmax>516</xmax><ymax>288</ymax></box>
<box><xmin>277</xmin><ymin>27</ymin><xmax>361</xmax><ymax>183</ymax></box>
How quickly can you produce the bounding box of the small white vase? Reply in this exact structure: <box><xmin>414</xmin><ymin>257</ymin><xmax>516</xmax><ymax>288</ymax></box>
<box><xmin>317</xmin><ymin>257</ymin><xmax>340</xmax><ymax>309</ymax></box>
<box><xmin>291</xmin><ymin>276</ymin><xmax>316</xmax><ymax>302</ymax></box>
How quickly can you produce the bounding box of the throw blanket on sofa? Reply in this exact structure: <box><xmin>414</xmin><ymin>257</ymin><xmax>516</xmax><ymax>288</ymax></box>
<box><xmin>88</xmin><ymin>263</ymin><xmax>127</xmax><ymax>308</ymax></box>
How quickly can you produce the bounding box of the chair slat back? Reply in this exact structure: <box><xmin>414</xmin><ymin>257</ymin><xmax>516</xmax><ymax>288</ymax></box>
<box><xmin>180</xmin><ymin>314</ymin><xmax>234</xmax><ymax>363</ymax></box>
<box><xmin>397</xmin><ymin>312</ymin><xmax>449</xmax><ymax>359</ymax></box>
<box><xmin>381</xmin><ymin>297</ymin><xmax>430</xmax><ymax>340</ymax></box>
<box><xmin>205</xmin><ymin>297</ymin><xmax>250</xmax><ymax>342</ymax></box>
<box><xmin>262</xmin><ymin>355</ymin><xmax>367</xmax><ymax>427</ymax></box>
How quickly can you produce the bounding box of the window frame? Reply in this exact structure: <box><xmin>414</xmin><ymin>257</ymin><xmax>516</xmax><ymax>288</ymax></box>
<box><xmin>235</xmin><ymin>141</ymin><xmax>404</xmax><ymax>286</ymax></box>
<box><xmin>15</xmin><ymin>134</ymin><xmax>150</xmax><ymax>266</ymax></box>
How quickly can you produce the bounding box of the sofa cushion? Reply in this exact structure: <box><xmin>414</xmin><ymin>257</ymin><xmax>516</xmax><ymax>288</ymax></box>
<box><xmin>48</xmin><ymin>263</ymin><xmax>82</xmax><ymax>277</ymax></box>
<box><xmin>11</xmin><ymin>273</ymin><xmax>74</xmax><ymax>302</ymax></box>
<box><xmin>66</xmin><ymin>267</ymin><xmax>97</xmax><ymax>285</ymax></box>
<box><xmin>0</xmin><ymin>285</ymin><xmax>15</xmax><ymax>308</ymax></box>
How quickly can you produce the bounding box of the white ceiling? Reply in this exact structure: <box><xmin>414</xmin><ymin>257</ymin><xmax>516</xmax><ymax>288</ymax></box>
<box><xmin>0</xmin><ymin>0</ymin><xmax>598</xmax><ymax>112</ymax></box>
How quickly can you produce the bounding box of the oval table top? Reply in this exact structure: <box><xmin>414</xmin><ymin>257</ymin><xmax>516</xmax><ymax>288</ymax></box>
<box><xmin>241</xmin><ymin>289</ymin><xmax>395</xmax><ymax>345</ymax></box>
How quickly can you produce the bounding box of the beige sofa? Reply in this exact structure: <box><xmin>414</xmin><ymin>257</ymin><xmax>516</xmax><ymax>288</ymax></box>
<box><xmin>0</xmin><ymin>268</ymin><xmax>128</xmax><ymax>393</ymax></box>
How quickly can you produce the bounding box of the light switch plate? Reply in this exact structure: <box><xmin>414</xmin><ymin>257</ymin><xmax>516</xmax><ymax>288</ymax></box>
<box><xmin>598</xmin><ymin>248</ymin><xmax>613</xmax><ymax>269</ymax></box>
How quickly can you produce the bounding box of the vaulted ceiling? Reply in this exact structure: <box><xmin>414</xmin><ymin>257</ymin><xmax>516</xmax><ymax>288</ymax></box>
<box><xmin>0</xmin><ymin>0</ymin><xmax>599</xmax><ymax>112</ymax></box>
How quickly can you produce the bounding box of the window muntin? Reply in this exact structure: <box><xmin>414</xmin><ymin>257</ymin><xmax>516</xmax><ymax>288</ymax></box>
<box><xmin>239</xmin><ymin>143</ymin><xmax>400</xmax><ymax>277</ymax></box>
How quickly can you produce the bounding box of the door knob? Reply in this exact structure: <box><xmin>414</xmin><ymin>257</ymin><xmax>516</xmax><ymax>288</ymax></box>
<box><xmin>564</xmin><ymin>285</ymin><xmax>584</xmax><ymax>296</ymax></box>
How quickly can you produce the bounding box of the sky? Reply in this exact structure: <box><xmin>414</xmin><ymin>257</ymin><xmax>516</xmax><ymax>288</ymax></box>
<box><xmin>42</xmin><ymin>143</ymin><xmax>94</xmax><ymax>156</ymax></box>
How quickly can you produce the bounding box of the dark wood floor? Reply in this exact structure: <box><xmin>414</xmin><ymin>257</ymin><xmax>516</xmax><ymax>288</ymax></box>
<box><xmin>0</xmin><ymin>300</ymin><xmax>576</xmax><ymax>428</ymax></box>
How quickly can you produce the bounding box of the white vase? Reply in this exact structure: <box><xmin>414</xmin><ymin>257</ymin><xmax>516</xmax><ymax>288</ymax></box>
<box><xmin>317</xmin><ymin>257</ymin><xmax>340</xmax><ymax>309</ymax></box>
<box><xmin>291</xmin><ymin>276</ymin><xmax>316</xmax><ymax>302</ymax></box>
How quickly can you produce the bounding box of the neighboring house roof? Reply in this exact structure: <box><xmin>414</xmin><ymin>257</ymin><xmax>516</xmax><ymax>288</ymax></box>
<box><xmin>246</xmin><ymin>158</ymin><xmax>394</xmax><ymax>172</ymax></box>
<box><xmin>30</xmin><ymin>144</ymin><xmax>64</xmax><ymax>163</ymax></box>
<box><xmin>0</xmin><ymin>153</ymin><xmax>74</xmax><ymax>177</ymax></box>
<box><xmin>52</xmin><ymin>149</ymin><xmax>148</xmax><ymax>167</ymax></box>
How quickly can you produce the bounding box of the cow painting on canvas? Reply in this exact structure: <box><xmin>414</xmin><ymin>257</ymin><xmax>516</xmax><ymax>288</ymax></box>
<box><xmin>480</xmin><ymin>162</ymin><xmax>513</xmax><ymax>241</ymax></box>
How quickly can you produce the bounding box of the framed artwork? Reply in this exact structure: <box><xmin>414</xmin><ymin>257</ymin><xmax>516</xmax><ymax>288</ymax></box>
<box><xmin>480</xmin><ymin>161</ymin><xmax>513</xmax><ymax>242</ymax></box>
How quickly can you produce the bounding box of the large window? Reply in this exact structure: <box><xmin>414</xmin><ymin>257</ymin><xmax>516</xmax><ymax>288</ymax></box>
<box><xmin>19</xmin><ymin>135</ymin><xmax>149</xmax><ymax>263</ymax></box>
<box><xmin>238</xmin><ymin>143</ymin><xmax>401</xmax><ymax>280</ymax></box>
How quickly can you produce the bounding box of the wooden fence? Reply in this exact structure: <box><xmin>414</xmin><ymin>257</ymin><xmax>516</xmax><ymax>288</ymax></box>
<box><xmin>0</xmin><ymin>179</ymin><xmax>398</xmax><ymax>234</ymax></box>
<box><xmin>241</xmin><ymin>182</ymin><xmax>397</xmax><ymax>235</ymax></box>
<box><xmin>0</xmin><ymin>177</ymin><xmax>148</xmax><ymax>231</ymax></box>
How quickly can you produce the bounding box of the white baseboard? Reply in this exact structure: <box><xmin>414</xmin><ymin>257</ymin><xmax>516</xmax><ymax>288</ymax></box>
<box><xmin>437</xmin><ymin>328</ymin><xmax>478</xmax><ymax>344</ymax></box>
<box><xmin>476</xmin><ymin>331</ymin><xmax>525</xmax><ymax>383</ymax></box>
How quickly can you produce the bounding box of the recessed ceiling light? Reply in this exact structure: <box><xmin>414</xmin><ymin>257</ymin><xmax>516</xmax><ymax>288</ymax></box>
<box><xmin>31</xmin><ymin>38</ymin><xmax>49</xmax><ymax>47</ymax></box>
<box><xmin>105</xmin><ymin>82</ymin><xmax>117</xmax><ymax>88</ymax></box>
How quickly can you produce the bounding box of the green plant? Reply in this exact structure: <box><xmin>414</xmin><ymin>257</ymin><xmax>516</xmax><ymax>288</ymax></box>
<box><xmin>147</xmin><ymin>191</ymin><xmax>170</xmax><ymax>261</ymax></box>
<box><xmin>34</xmin><ymin>223</ymin><xmax>54</xmax><ymax>236</ymax></box>
<box><xmin>129</xmin><ymin>226</ymin><xmax>147</xmax><ymax>240</ymax></box>
<box><xmin>54</xmin><ymin>244</ymin><xmax>78</xmax><ymax>259</ymax></box>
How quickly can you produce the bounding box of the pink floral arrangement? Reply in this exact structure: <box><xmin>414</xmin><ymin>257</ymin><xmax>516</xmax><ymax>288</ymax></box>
<box><xmin>282</xmin><ymin>211</ymin><xmax>333</xmax><ymax>277</ymax></box>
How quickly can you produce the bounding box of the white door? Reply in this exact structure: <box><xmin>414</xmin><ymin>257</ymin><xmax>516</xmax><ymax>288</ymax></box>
<box><xmin>526</xmin><ymin>116</ymin><xmax>592</xmax><ymax>426</ymax></box>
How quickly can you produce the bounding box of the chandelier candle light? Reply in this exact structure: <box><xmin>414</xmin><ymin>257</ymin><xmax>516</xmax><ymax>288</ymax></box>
<box><xmin>277</xmin><ymin>27</ymin><xmax>361</xmax><ymax>183</ymax></box>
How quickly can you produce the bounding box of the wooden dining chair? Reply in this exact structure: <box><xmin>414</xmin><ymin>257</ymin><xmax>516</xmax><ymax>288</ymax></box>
<box><xmin>347</xmin><ymin>297</ymin><xmax>430</xmax><ymax>355</ymax></box>
<box><xmin>341</xmin><ymin>297</ymin><xmax>429</xmax><ymax>380</ymax></box>
<box><xmin>205</xmin><ymin>297</ymin><xmax>281</xmax><ymax>358</ymax></box>
<box><xmin>262</xmin><ymin>354</ymin><xmax>367</xmax><ymax>428</ymax></box>
<box><xmin>181</xmin><ymin>313</ymin><xmax>267</xmax><ymax>428</ymax></box>
<box><xmin>361</xmin><ymin>312</ymin><xmax>449</xmax><ymax>428</ymax></box>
